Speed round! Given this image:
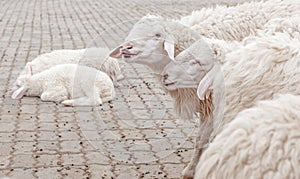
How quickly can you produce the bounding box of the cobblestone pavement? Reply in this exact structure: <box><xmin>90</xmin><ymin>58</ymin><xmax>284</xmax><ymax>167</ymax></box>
<box><xmin>0</xmin><ymin>0</ymin><xmax>252</xmax><ymax>178</ymax></box>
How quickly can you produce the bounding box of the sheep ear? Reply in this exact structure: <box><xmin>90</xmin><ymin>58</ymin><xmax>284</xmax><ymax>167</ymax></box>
<box><xmin>197</xmin><ymin>72</ymin><xmax>213</xmax><ymax>100</ymax></box>
<box><xmin>25</xmin><ymin>63</ymin><xmax>32</xmax><ymax>76</ymax></box>
<box><xmin>164</xmin><ymin>37</ymin><xmax>175</xmax><ymax>61</ymax></box>
<box><xmin>11</xmin><ymin>86</ymin><xmax>27</xmax><ymax>99</ymax></box>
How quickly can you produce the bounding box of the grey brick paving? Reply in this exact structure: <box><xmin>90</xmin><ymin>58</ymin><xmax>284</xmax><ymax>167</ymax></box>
<box><xmin>0</xmin><ymin>0</ymin><xmax>253</xmax><ymax>178</ymax></box>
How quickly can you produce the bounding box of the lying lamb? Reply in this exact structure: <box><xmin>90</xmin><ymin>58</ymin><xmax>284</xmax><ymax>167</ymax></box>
<box><xmin>195</xmin><ymin>93</ymin><xmax>300</xmax><ymax>178</ymax></box>
<box><xmin>13</xmin><ymin>47</ymin><xmax>123</xmax><ymax>91</ymax></box>
<box><xmin>162</xmin><ymin>32</ymin><xmax>300</xmax><ymax>178</ymax></box>
<box><xmin>12</xmin><ymin>64</ymin><xmax>115</xmax><ymax>106</ymax></box>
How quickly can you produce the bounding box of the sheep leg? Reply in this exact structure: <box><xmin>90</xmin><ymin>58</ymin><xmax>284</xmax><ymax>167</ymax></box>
<box><xmin>62</xmin><ymin>96</ymin><xmax>102</xmax><ymax>106</ymax></box>
<box><xmin>182</xmin><ymin>119</ymin><xmax>213</xmax><ymax>179</ymax></box>
<box><xmin>40</xmin><ymin>88</ymin><xmax>68</xmax><ymax>103</ymax></box>
<box><xmin>182</xmin><ymin>130</ymin><xmax>204</xmax><ymax>179</ymax></box>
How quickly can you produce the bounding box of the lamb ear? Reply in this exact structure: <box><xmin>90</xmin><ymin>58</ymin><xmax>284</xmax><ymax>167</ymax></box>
<box><xmin>25</xmin><ymin>63</ymin><xmax>32</xmax><ymax>76</ymax></box>
<box><xmin>197</xmin><ymin>71</ymin><xmax>213</xmax><ymax>100</ymax></box>
<box><xmin>164</xmin><ymin>36</ymin><xmax>175</xmax><ymax>61</ymax></box>
<box><xmin>11</xmin><ymin>86</ymin><xmax>27</xmax><ymax>99</ymax></box>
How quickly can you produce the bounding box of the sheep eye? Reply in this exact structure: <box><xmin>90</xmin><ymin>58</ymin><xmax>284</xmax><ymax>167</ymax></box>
<box><xmin>155</xmin><ymin>33</ymin><xmax>161</xmax><ymax>38</ymax></box>
<box><xmin>190</xmin><ymin>60</ymin><xmax>200</xmax><ymax>65</ymax></box>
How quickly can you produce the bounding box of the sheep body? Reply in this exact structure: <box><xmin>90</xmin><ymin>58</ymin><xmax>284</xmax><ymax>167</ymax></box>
<box><xmin>256</xmin><ymin>15</ymin><xmax>300</xmax><ymax>40</ymax></box>
<box><xmin>217</xmin><ymin>32</ymin><xmax>300</xmax><ymax>131</ymax></box>
<box><xmin>180</xmin><ymin>0</ymin><xmax>300</xmax><ymax>41</ymax></box>
<box><xmin>195</xmin><ymin>93</ymin><xmax>300</xmax><ymax>178</ymax></box>
<box><xmin>12</xmin><ymin>64</ymin><xmax>115</xmax><ymax>106</ymax></box>
<box><xmin>14</xmin><ymin>47</ymin><xmax>122</xmax><ymax>90</ymax></box>
<box><xmin>162</xmin><ymin>32</ymin><xmax>300</xmax><ymax>178</ymax></box>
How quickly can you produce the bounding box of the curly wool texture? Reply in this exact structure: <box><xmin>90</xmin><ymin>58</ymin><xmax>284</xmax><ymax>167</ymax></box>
<box><xmin>195</xmin><ymin>93</ymin><xmax>300</xmax><ymax>178</ymax></box>
<box><xmin>14</xmin><ymin>48</ymin><xmax>121</xmax><ymax>90</ymax></box>
<box><xmin>258</xmin><ymin>15</ymin><xmax>300</xmax><ymax>40</ymax></box>
<box><xmin>180</xmin><ymin>0</ymin><xmax>300</xmax><ymax>41</ymax></box>
<box><xmin>217</xmin><ymin>33</ymin><xmax>300</xmax><ymax>130</ymax></box>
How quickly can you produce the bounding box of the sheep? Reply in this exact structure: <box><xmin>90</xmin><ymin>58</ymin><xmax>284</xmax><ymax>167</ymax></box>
<box><xmin>161</xmin><ymin>32</ymin><xmax>300</xmax><ymax>178</ymax></box>
<box><xmin>179</xmin><ymin>0</ymin><xmax>300</xmax><ymax>41</ymax></box>
<box><xmin>13</xmin><ymin>47</ymin><xmax>123</xmax><ymax>92</ymax></box>
<box><xmin>108</xmin><ymin>1</ymin><xmax>300</xmax><ymax>177</ymax></box>
<box><xmin>11</xmin><ymin>64</ymin><xmax>115</xmax><ymax>106</ymax></box>
<box><xmin>194</xmin><ymin>93</ymin><xmax>300</xmax><ymax>178</ymax></box>
<box><xmin>109</xmin><ymin>0</ymin><xmax>300</xmax><ymax>117</ymax></box>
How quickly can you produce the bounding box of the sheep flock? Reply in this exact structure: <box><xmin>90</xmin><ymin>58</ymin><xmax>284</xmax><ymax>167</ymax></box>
<box><xmin>12</xmin><ymin>0</ymin><xmax>300</xmax><ymax>178</ymax></box>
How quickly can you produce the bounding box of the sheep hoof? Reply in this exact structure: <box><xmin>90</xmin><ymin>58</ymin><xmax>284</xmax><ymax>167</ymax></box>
<box><xmin>182</xmin><ymin>167</ymin><xmax>194</xmax><ymax>179</ymax></box>
<box><xmin>62</xmin><ymin>100</ymin><xmax>74</xmax><ymax>106</ymax></box>
<box><xmin>182</xmin><ymin>174</ymin><xmax>194</xmax><ymax>179</ymax></box>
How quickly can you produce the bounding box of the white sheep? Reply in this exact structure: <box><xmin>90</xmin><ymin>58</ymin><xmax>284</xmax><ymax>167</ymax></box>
<box><xmin>109</xmin><ymin>0</ymin><xmax>300</xmax><ymax>118</ymax></box>
<box><xmin>11</xmin><ymin>64</ymin><xmax>115</xmax><ymax>106</ymax></box>
<box><xmin>162</xmin><ymin>32</ymin><xmax>300</xmax><ymax>178</ymax></box>
<box><xmin>180</xmin><ymin>0</ymin><xmax>300</xmax><ymax>41</ymax></box>
<box><xmin>13</xmin><ymin>47</ymin><xmax>123</xmax><ymax>91</ymax></box>
<box><xmin>195</xmin><ymin>93</ymin><xmax>300</xmax><ymax>178</ymax></box>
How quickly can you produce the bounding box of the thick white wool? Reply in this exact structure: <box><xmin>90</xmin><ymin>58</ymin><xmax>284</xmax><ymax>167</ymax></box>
<box><xmin>164</xmin><ymin>32</ymin><xmax>300</xmax><ymax>178</ymax></box>
<box><xmin>217</xmin><ymin>32</ymin><xmax>300</xmax><ymax>131</ymax></box>
<box><xmin>14</xmin><ymin>48</ymin><xmax>122</xmax><ymax>90</ymax></box>
<box><xmin>258</xmin><ymin>15</ymin><xmax>300</xmax><ymax>40</ymax></box>
<box><xmin>15</xmin><ymin>64</ymin><xmax>115</xmax><ymax>106</ymax></box>
<box><xmin>195</xmin><ymin>93</ymin><xmax>300</xmax><ymax>178</ymax></box>
<box><xmin>180</xmin><ymin>0</ymin><xmax>300</xmax><ymax>41</ymax></box>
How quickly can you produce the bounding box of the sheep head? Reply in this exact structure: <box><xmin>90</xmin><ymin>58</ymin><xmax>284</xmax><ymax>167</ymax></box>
<box><xmin>110</xmin><ymin>15</ymin><xmax>201</xmax><ymax>74</ymax></box>
<box><xmin>162</xmin><ymin>39</ymin><xmax>215</xmax><ymax>96</ymax></box>
<box><xmin>161</xmin><ymin>39</ymin><xmax>219</xmax><ymax>119</ymax></box>
<box><xmin>11</xmin><ymin>64</ymin><xmax>32</xmax><ymax>99</ymax></box>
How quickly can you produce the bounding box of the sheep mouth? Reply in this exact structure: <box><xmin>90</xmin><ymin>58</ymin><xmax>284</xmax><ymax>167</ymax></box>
<box><xmin>121</xmin><ymin>50</ymin><xmax>139</xmax><ymax>59</ymax></box>
<box><xmin>164</xmin><ymin>82</ymin><xmax>178</xmax><ymax>90</ymax></box>
<box><xmin>110</xmin><ymin>45</ymin><xmax>139</xmax><ymax>59</ymax></box>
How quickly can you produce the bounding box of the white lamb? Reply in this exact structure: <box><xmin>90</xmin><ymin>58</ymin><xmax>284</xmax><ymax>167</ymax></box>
<box><xmin>162</xmin><ymin>32</ymin><xmax>300</xmax><ymax>178</ymax></box>
<box><xmin>11</xmin><ymin>64</ymin><xmax>115</xmax><ymax>106</ymax></box>
<box><xmin>13</xmin><ymin>47</ymin><xmax>123</xmax><ymax>91</ymax></box>
<box><xmin>195</xmin><ymin>93</ymin><xmax>300</xmax><ymax>178</ymax></box>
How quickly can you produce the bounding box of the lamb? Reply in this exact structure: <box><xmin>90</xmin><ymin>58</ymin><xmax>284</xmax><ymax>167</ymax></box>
<box><xmin>194</xmin><ymin>93</ymin><xmax>300</xmax><ymax>178</ymax></box>
<box><xmin>11</xmin><ymin>64</ymin><xmax>115</xmax><ymax>106</ymax></box>
<box><xmin>161</xmin><ymin>32</ymin><xmax>300</xmax><ymax>178</ymax></box>
<box><xmin>13</xmin><ymin>47</ymin><xmax>123</xmax><ymax>91</ymax></box>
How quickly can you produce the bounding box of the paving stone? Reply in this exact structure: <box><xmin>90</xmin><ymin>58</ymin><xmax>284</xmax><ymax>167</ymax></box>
<box><xmin>35</xmin><ymin>167</ymin><xmax>62</xmax><ymax>179</ymax></box>
<box><xmin>89</xmin><ymin>165</ymin><xmax>114</xmax><ymax>178</ymax></box>
<box><xmin>0</xmin><ymin>133</ymin><xmax>15</xmax><ymax>143</ymax></box>
<box><xmin>61</xmin><ymin>153</ymin><xmax>85</xmax><ymax>166</ymax></box>
<box><xmin>86</xmin><ymin>152</ymin><xmax>110</xmax><ymax>165</ymax></box>
<box><xmin>36</xmin><ymin>154</ymin><xmax>60</xmax><ymax>167</ymax></box>
<box><xmin>11</xmin><ymin>154</ymin><xmax>36</xmax><ymax>168</ymax></box>
<box><xmin>13</xmin><ymin>141</ymin><xmax>36</xmax><ymax>155</ymax></box>
<box><xmin>8</xmin><ymin>168</ymin><xmax>36</xmax><ymax>179</ymax></box>
<box><xmin>60</xmin><ymin>140</ymin><xmax>83</xmax><ymax>153</ymax></box>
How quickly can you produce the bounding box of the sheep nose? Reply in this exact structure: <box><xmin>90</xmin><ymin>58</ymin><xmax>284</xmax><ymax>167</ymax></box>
<box><xmin>122</xmin><ymin>45</ymin><xmax>133</xmax><ymax>50</ymax></box>
<box><xmin>162</xmin><ymin>73</ymin><xmax>168</xmax><ymax>82</ymax></box>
